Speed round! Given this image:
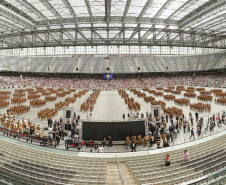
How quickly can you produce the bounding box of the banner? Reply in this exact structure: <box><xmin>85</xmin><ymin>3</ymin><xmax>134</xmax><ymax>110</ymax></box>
<box><xmin>103</xmin><ymin>74</ymin><xmax>113</xmax><ymax>80</ymax></box>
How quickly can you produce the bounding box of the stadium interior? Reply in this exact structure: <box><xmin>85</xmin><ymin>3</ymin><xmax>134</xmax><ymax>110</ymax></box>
<box><xmin>0</xmin><ymin>0</ymin><xmax>226</xmax><ymax>185</ymax></box>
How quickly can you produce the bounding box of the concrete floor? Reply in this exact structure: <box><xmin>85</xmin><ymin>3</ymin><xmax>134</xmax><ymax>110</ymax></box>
<box><xmin>0</xmin><ymin>86</ymin><xmax>225</xmax><ymax>153</ymax></box>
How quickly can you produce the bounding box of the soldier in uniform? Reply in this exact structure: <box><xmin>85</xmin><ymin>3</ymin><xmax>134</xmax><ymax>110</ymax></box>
<box><xmin>28</xmin><ymin>119</ymin><xmax>31</xmax><ymax>127</ymax></box>
<box><xmin>126</xmin><ymin>136</ymin><xmax>131</xmax><ymax>149</ymax></box>
<box><xmin>32</xmin><ymin>124</ymin><xmax>36</xmax><ymax>134</ymax></box>
<box><xmin>17</xmin><ymin>120</ymin><xmax>20</xmax><ymax>128</ymax></box>
<box><xmin>131</xmin><ymin>135</ymin><xmax>136</xmax><ymax>144</ymax></box>
<box><xmin>37</xmin><ymin>125</ymin><xmax>41</xmax><ymax>131</ymax></box>
<box><xmin>13</xmin><ymin>125</ymin><xmax>18</xmax><ymax>136</ymax></box>
<box><xmin>143</xmin><ymin>135</ymin><xmax>148</xmax><ymax>147</ymax></box>
<box><xmin>137</xmin><ymin>134</ymin><xmax>142</xmax><ymax>146</ymax></box>
<box><xmin>18</xmin><ymin>124</ymin><xmax>23</xmax><ymax>138</ymax></box>
<box><xmin>11</xmin><ymin>121</ymin><xmax>15</xmax><ymax>132</ymax></box>
<box><xmin>22</xmin><ymin>121</ymin><xmax>27</xmax><ymax>131</ymax></box>
<box><xmin>6</xmin><ymin>120</ymin><xmax>10</xmax><ymax>130</ymax></box>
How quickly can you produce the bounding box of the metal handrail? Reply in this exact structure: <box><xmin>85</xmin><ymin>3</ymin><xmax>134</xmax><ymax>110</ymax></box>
<box><xmin>116</xmin><ymin>156</ymin><xmax>126</xmax><ymax>185</ymax></box>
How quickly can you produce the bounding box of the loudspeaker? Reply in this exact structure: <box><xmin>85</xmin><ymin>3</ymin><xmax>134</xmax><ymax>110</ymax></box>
<box><xmin>154</xmin><ymin>109</ymin><xmax>159</xmax><ymax>118</ymax></box>
<box><xmin>65</xmin><ymin>124</ymin><xmax>71</xmax><ymax>130</ymax></box>
<box><xmin>66</xmin><ymin>110</ymin><xmax>71</xmax><ymax>118</ymax></box>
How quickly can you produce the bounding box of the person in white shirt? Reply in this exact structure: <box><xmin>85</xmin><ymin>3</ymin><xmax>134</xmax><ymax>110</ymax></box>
<box><xmin>98</xmin><ymin>145</ymin><xmax>104</xmax><ymax>153</ymax></box>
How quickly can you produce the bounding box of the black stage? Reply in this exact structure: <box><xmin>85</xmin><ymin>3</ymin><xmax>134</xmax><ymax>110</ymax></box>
<box><xmin>82</xmin><ymin>120</ymin><xmax>146</xmax><ymax>141</ymax></box>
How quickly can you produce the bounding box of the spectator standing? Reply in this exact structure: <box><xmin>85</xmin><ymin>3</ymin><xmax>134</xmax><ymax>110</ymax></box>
<box><xmin>184</xmin><ymin>150</ymin><xmax>190</xmax><ymax>161</ymax></box>
<box><xmin>165</xmin><ymin>154</ymin><xmax>170</xmax><ymax>166</ymax></box>
<box><xmin>71</xmin><ymin>127</ymin><xmax>75</xmax><ymax>139</ymax></box>
<box><xmin>190</xmin><ymin>128</ymin><xmax>195</xmax><ymax>139</ymax></box>
<box><xmin>195</xmin><ymin>112</ymin><xmax>199</xmax><ymax>122</ymax></box>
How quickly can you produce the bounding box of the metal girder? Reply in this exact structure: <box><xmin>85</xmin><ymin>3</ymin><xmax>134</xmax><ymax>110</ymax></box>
<box><xmin>0</xmin><ymin>18</ymin><xmax>23</xmax><ymax>31</ymax></box>
<box><xmin>0</xmin><ymin>6</ymin><xmax>34</xmax><ymax>29</ymax></box>
<box><xmin>0</xmin><ymin>0</ymin><xmax>36</xmax><ymax>24</ymax></box>
<box><xmin>138</xmin><ymin>0</ymin><xmax>154</xmax><ymax>18</ymax></box>
<box><xmin>128</xmin><ymin>0</ymin><xmax>154</xmax><ymax>43</ymax></box>
<box><xmin>64</xmin><ymin>32</ymin><xmax>75</xmax><ymax>43</ymax></box>
<box><xmin>35</xmin><ymin>16</ymin><xmax>177</xmax><ymax>26</ymax></box>
<box><xmin>193</xmin><ymin>13</ymin><xmax>226</xmax><ymax>31</ymax></box>
<box><xmin>93</xmin><ymin>30</ymin><xmax>107</xmax><ymax>43</ymax></box>
<box><xmin>109</xmin><ymin>30</ymin><xmax>122</xmax><ymax>43</ymax></box>
<box><xmin>153</xmin><ymin>0</ymin><xmax>176</xmax><ymax>19</ymax></box>
<box><xmin>0</xmin><ymin>27</ymin><xmax>223</xmax><ymax>38</ymax></box>
<box><xmin>0</xmin><ymin>27</ymin><xmax>225</xmax><ymax>49</ymax></box>
<box><xmin>122</xmin><ymin>0</ymin><xmax>132</xmax><ymax>21</ymax></box>
<box><xmin>140</xmin><ymin>0</ymin><xmax>176</xmax><ymax>43</ymax></box>
<box><xmin>166</xmin><ymin>0</ymin><xmax>199</xmax><ymax>21</ymax></box>
<box><xmin>18</xmin><ymin>0</ymin><xmax>48</xmax><ymax>21</ymax></box>
<box><xmin>105</xmin><ymin>0</ymin><xmax>111</xmax><ymax>22</ymax></box>
<box><xmin>62</xmin><ymin>0</ymin><xmax>78</xmax><ymax>23</ymax></box>
<box><xmin>39</xmin><ymin>0</ymin><xmax>62</xmax><ymax>24</ymax></box>
<box><xmin>84</xmin><ymin>0</ymin><xmax>93</xmax><ymax>21</ymax></box>
<box><xmin>179</xmin><ymin>0</ymin><xmax>226</xmax><ymax>28</ymax></box>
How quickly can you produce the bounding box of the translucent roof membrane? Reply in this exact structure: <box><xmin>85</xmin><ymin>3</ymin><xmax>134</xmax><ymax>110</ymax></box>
<box><xmin>0</xmin><ymin>5</ymin><xmax>34</xmax><ymax>27</ymax></box>
<box><xmin>49</xmin><ymin>0</ymin><xmax>72</xmax><ymax>19</ymax></box>
<box><xmin>95</xmin><ymin>30</ymin><xmax>108</xmax><ymax>38</ymax></box>
<box><xmin>144</xmin><ymin>0</ymin><xmax>167</xmax><ymax>18</ymax></box>
<box><xmin>159</xmin><ymin>0</ymin><xmax>187</xmax><ymax>19</ymax></box>
<box><xmin>5</xmin><ymin>0</ymin><xmax>42</xmax><ymax>21</ymax></box>
<box><xmin>90</xmin><ymin>0</ymin><xmax>105</xmax><ymax>16</ymax></box>
<box><xmin>127</xmin><ymin>0</ymin><xmax>147</xmax><ymax>17</ymax></box>
<box><xmin>30</xmin><ymin>0</ymin><xmax>55</xmax><ymax>19</ymax></box>
<box><xmin>172</xmin><ymin>0</ymin><xmax>209</xmax><ymax>20</ymax></box>
<box><xmin>190</xmin><ymin>10</ymin><xmax>226</xmax><ymax>29</ymax></box>
<box><xmin>124</xmin><ymin>31</ymin><xmax>133</xmax><ymax>38</ymax></box>
<box><xmin>68</xmin><ymin>0</ymin><xmax>89</xmax><ymax>17</ymax></box>
<box><xmin>109</xmin><ymin>30</ymin><xmax>121</xmax><ymax>38</ymax></box>
<box><xmin>111</xmin><ymin>0</ymin><xmax>127</xmax><ymax>16</ymax></box>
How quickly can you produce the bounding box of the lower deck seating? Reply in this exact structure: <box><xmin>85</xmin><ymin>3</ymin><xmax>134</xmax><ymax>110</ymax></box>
<box><xmin>0</xmin><ymin>138</ymin><xmax>107</xmax><ymax>185</ymax></box>
<box><xmin>125</xmin><ymin>134</ymin><xmax>226</xmax><ymax>185</ymax></box>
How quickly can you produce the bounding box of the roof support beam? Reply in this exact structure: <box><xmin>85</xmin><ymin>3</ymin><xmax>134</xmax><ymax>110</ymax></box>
<box><xmin>84</xmin><ymin>0</ymin><xmax>93</xmax><ymax>22</ymax></box>
<box><xmin>0</xmin><ymin>6</ymin><xmax>34</xmax><ymax>29</ymax></box>
<box><xmin>152</xmin><ymin>0</ymin><xmax>176</xmax><ymax>19</ymax></box>
<box><xmin>105</xmin><ymin>0</ymin><xmax>111</xmax><ymax>22</ymax></box>
<box><xmin>179</xmin><ymin>0</ymin><xmax>226</xmax><ymax>28</ymax></box>
<box><xmin>122</xmin><ymin>0</ymin><xmax>132</xmax><ymax>21</ymax></box>
<box><xmin>0</xmin><ymin>0</ymin><xmax>36</xmax><ymax>24</ymax></box>
<box><xmin>39</xmin><ymin>0</ymin><xmax>62</xmax><ymax>25</ymax></box>
<box><xmin>138</xmin><ymin>0</ymin><xmax>154</xmax><ymax>18</ymax></box>
<box><xmin>62</xmin><ymin>0</ymin><xmax>78</xmax><ymax>23</ymax></box>
<box><xmin>18</xmin><ymin>0</ymin><xmax>48</xmax><ymax>21</ymax></box>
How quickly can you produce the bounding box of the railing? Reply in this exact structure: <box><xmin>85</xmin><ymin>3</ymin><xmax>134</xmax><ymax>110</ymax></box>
<box><xmin>116</xmin><ymin>156</ymin><xmax>126</xmax><ymax>185</ymax></box>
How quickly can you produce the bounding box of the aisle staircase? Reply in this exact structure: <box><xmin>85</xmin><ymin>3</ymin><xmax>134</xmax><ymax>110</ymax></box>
<box><xmin>74</xmin><ymin>57</ymin><xmax>81</xmax><ymax>72</ymax></box>
<box><xmin>107</xmin><ymin>162</ymin><xmax>138</xmax><ymax>185</ymax></box>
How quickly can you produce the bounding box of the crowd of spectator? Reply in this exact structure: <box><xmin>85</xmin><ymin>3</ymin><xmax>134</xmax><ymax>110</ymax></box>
<box><xmin>0</xmin><ymin>74</ymin><xmax>225</xmax><ymax>90</ymax></box>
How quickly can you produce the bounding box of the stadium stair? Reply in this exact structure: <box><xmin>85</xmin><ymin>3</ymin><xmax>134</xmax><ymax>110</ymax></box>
<box><xmin>45</xmin><ymin>58</ymin><xmax>55</xmax><ymax>72</ymax></box>
<box><xmin>119</xmin><ymin>163</ymin><xmax>137</xmax><ymax>185</ymax></box>
<box><xmin>107</xmin><ymin>163</ymin><xmax>122</xmax><ymax>185</ymax></box>
<box><xmin>74</xmin><ymin>57</ymin><xmax>81</xmax><ymax>72</ymax></box>
<box><xmin>134</xmin><ymin>57</ymin><xmax>141</xmax><ymax>72</ymax></box>
<box><xmin>160</xmin><ymin>57</ymin><xmax>169</xmax><ymax>71</ymax></box>
<box><xmin>1</xmin><ymin>56</ymin><xmax>11</xmax><ymax>70</ymax></box>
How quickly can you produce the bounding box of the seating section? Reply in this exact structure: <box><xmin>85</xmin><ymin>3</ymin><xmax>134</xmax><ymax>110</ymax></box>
<box><xmin>125</xmin><ymin>134</ymin><xmax>226</xmax><ymax>185</ymax></box>
<box><xmin>0</xmin><ymin>138</ymin><xmax>107</xmax><ymax>185</ymax></box>
<box><xmin>0</xmin><ymin>51</ymin><xmax>225</xmax><ymax>74</ymax></box>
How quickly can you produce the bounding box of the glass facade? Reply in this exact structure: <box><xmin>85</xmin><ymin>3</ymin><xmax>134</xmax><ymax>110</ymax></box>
<box><xmin>0</xmin><ymin>46</ymin><xmax>225</xmax><ymax>56</ymax></box>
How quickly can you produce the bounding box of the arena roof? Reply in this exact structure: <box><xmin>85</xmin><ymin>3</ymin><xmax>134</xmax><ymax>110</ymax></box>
<box><xmin>0</xmin><ymin>0</ymin><xmax>226</xmax><ymax>49</ymax></box>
